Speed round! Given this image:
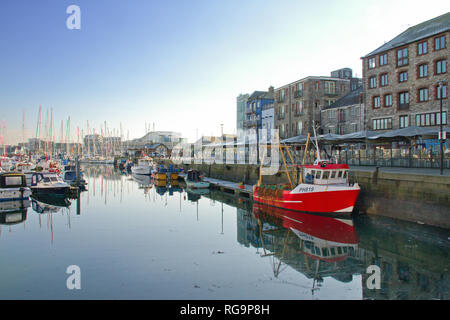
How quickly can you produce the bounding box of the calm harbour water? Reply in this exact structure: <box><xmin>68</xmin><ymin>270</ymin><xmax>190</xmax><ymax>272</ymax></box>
<box><xmin>1</xmin><ymin>165</ymin><xmax>449</xmax><ymax>300</ymax></box>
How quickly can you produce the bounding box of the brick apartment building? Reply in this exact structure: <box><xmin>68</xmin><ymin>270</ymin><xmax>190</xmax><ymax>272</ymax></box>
<box><xmin>274</xmin><ymin>72</ymin><xmax>352</xmax><ymax>139</ymax></box>
<box><xmin>321</xmin><ymin>87</ymin><xmax>364</xmax><ymax>135</ymax></box>
<box><xmin>362</xmin><ymin>12</ymin><xmax>449</xmax><ymax>131</ymax></box>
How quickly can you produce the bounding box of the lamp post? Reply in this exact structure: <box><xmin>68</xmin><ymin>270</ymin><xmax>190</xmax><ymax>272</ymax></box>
<box><xmin>438</xmin><ymin>81</ymin><xmax>445</xmax><ymax>175</ymax></box>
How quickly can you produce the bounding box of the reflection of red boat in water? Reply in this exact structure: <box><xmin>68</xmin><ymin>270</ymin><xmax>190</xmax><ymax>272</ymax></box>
<box><xmin>253</xmin><ymin>202</ymin><xmax>358</xmax><ymax>263</ymax></box>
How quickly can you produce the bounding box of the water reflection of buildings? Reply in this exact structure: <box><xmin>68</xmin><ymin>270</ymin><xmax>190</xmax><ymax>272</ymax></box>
<box><xmin>356</xmin><ymin>216</ymin><xmax>450</xmax><ymax>300</ymax></box>
<box><xmin>237</xmin><ymin>204</ymin><xmax>363</xmax><ymax>295</ymax></box>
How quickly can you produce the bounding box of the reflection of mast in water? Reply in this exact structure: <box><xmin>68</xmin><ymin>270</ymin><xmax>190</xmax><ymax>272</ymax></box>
<box><xmin>221</xmin><ymin>202</ymin><xmax>224</xmax><ymax>235</ymax></box>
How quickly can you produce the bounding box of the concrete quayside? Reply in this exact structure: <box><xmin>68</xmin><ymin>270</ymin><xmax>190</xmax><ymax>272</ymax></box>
<box><xmin>173</xmin><ymin>161</ymin><xmax>450</xmax><ymax>229</ymax></box>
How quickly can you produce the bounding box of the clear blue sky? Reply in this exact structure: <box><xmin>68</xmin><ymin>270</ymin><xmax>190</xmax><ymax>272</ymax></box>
<box><xmin>0</xmin><ymin>0</ymin><xmax>448</xmax><ymax>144</ymax></box>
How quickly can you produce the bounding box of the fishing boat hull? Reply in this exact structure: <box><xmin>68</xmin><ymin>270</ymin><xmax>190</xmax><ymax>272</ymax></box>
<box><xmin>253</xmin><ymin>183</ymin><xmax>360</xmax><ymax>215</ymax></box>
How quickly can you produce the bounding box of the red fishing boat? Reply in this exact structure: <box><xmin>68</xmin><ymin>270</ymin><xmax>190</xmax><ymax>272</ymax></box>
<box><xmin>253</xmin><ymin>126</ymin><xmax>360</xmax><ymax>215</ymax></box>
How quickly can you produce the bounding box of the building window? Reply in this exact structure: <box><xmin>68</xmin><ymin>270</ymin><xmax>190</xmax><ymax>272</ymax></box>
<box><xmin>324</xmin><ymin>81</ymin><xmax>336</xmax><ymax>94</ymax></box>
<box><xmin>279</xmin><ymin>105</ymin><xmax>285</xmax><ymax>119</ymax></box>
<box><xmin>328</xmin><ymin>109</ymin><xmax>336</xmax><ymax>120</ymax></box>
<box><xmin>380</xmin><ymin>73</ymin><xmax>388</xmax><ymax>86</ymax></box>
<box><xmin>399</xmin><ymin>71</ymin><xmax>408</xmax><ymax>82</ymax></box>
<box><xmin>435</xmin><ymin>59</ymin><xmax>447</xmax><ymax>74</ymax></box>
<box><xmin>369</xmin><ymin>76</ymin><xmax>377</xmax><ymax>88</ymax></box>
<box><xmin>297</xmin><ymin>121</ymin><xmax>303</xmax><ymax>135</ymax></box>
<box><xmin>372</xmin><ymin>118</ymin><xmax>392</xmax><ymax>130</ymax></box>
<box><xmin>416</xmin><ymin>112</ymin><xmax>447</xmax><ymax>126</ymax></box>
<box><xmin>397</xmin><ymin>47</ymin><xmax>408</xmax><ymax>66</ymax></box>
<box><xmin>384</xmin><ymin>94</ymin><xmax>393</xmax><ymax>107</ymax></box>
<box><xmin>418</xmin><ymin>41</ymin><xmax>428</xmax><ymax>55</ymax></box>
<box><xmin>368</xmin><ymin>57</ymin><xmax>376</xmax><ymax>69</ymax></box>
<box><xmin>418</xmin><ymin>64</ymin><xmax>428</xmax><ymax>78</ymax></box>
<box><xmin>399</xmin><ymin>92</ymin><xmax>409</xmax><ymax>104</ymax></box>
<box><xmin>399</xmin><ymin>115</ymin><xmax>409</xmax><ymax>128</ymax></box>
<box><xmin>418</xmin><ymin>88</ymin><xmax>429</xmax><ymax>102</ymax></box>
<box><xmin>379</xmin><ymin>53</ymin><xmax>388</xmax><ymax>66</ymax></box>
<box><xmin>399</xmin><ymin>91</ymin><xmax>409</xmax><ymax>110</ymax></box>
<box><xmin>296</xmin><ymin>100</ymin><xmax>304</xmax><ymax>115</ymax></box>
<box><xmin>434</xmin><ymin>35</ymin><xmax>446</xmax><ymax>50</ymax></box>
<box><xmin>436</xmin><ymin>85</ymin><xmax>448</xmax><ymax>99</ymax></box>
<box><xmin>373</xmin><ymin>96</ymin><xmax>381</xmax><ymax>108</ymax></box>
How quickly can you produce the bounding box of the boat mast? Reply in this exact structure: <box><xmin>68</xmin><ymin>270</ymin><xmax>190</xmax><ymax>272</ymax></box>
<box><xmin>36</xmin><ymin>105</ymin><xmax>42</xmax><ymax>155</ymax></box>
<box><xmin>311</xmin><ymin>121</ymin><xmax>322</xmax><ymax>162</ymax></box>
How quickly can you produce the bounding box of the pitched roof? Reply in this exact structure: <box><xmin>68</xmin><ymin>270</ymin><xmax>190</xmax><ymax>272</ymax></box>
<box><xmin>248</xmin><ymin>90</ymin><xmax>274</xmax><ymax>101</ymax></box>
<box><xmin>323</xmin><ymin>87</ymin><xmax>363</xmax><ymax>110</ymax></box>
<box><xmin>363</xmin><ymin>12</ymin><xmax>450</xmax><ymax>58</ymax></box>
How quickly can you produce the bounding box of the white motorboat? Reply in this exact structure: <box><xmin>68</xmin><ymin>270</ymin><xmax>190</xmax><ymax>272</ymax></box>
<box><xmin>30</xmin><ymin>172</ymin><xmax>71</xmax><ymax>196</ymax></box>
<box><xmin>131</xmin><ymin>157</ymin><xmax>153</xmax><ymax>175</ymax></box>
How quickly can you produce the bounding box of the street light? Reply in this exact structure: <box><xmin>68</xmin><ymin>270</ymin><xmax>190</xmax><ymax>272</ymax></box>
<box><xmin>437</xmin><ymin>80</ymin><xmax>446</xmax><ymax>175</ymax></box>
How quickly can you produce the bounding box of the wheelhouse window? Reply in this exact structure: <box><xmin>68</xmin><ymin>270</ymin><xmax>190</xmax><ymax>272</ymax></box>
<box><xmin>397</xmin><ymin>47</ymin><xmax>408</xmax><ymax>66</ymax></box>
<box><xmin>4</xmin><ymin>176</ymin><xmax>23</xmax><ymax>187</ymax></box>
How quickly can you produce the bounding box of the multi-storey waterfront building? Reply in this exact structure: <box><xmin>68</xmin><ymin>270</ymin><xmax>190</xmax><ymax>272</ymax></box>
<box><xmin>274</xmin><ymin>74</ymin><xmax>352</xmax><ymax>139</ymax></box>
<box><xmin>236</xmin><ymin>94</ymin><xmax>249</xmax><ymax>132</ymax></box>
<box><xmin>362</xmin><ymin>12</ymin><xmax>449</xmax><ymax>131</ymax></box>
<box><xmin>243</xmin><ymin>87</ymin><xmax>275</xmax><ymax>139</ymax></box>
<box><xmin>321</xmin><ymin>87</ymin><xmax>364</xmax><ymax>135</ymax></box>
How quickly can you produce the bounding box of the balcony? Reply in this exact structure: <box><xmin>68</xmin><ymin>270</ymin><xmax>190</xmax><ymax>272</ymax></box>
<box><xmin>294</xmin><ymin>90</ymin><xmax>303</xmax><ymax>98</ymax></box>
<box><xmin>398</xmin><ymin>103</ymin><xmax>409</xmax><ymax>110</ymax></box>
<box><xmin>243</xmin><ymin>119</ymin><xmax>258</xmax><ymax>127</ymax></box>
<box><xmin>324</xmin><ymin>91</ymin><xmax>339</xmax><ymax>97</ymax></box>
<box><xmin>277</xmin><ymin>96</ymin><xmax>286</xmax><ymax>103</ymax></box>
